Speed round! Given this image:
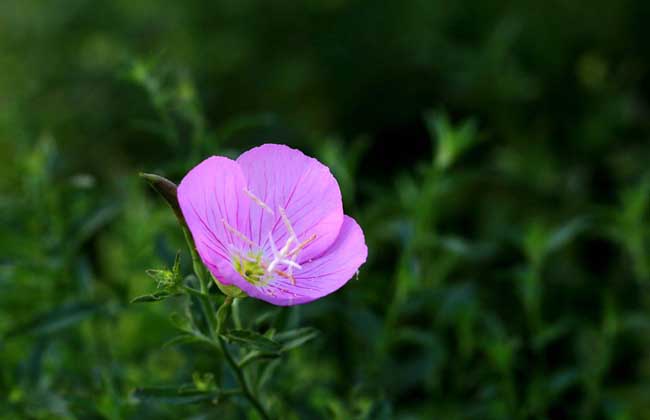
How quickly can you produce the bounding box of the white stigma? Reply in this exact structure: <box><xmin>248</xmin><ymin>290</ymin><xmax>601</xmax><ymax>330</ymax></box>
<box><xmin>279</xmin><ymin>207</ymin><xmax>298</xmax><ymax>242</ymax></box>
<box><xmin>279</xmin><ymin>206</ymin><xmax>302</xmax><ymax>276</ymax></box>
<box><xmin>267</xmin><ymin>233</ymin><xmax>301</xmax><ymax>273</ymax></box>
<box><xmin>242</xmin><ymin>187</ymin><xmax>319</xmax><ymax>285</ymax></box>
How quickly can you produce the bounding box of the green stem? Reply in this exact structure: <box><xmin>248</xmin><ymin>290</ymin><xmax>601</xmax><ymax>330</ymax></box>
<box><xmin>184</xmin><ymin>228</ymin><xmax>270</xmax><ymax>420</ymax></box>
<box><xmin>217</xmin><ymin>299</ymin><xmax>271</xmax><ymax>420</ymax></box>
<box><xmin>232</xmin><ymin>297</ymin><xmax>243</xmax><ymax>329</ymax></box>
<box><xmin>183</xmin><ymin>227</ymin><xmax>218</xmax><ymax>338</ymax></box>
<box><xmin>220</xmin><ymin>338</ymin><xmax>270</xmax><ymax>419</ymax></box>
<box><xmin>182</xmin><ymin>285</ymin><xmax>205</xmax><ymax>299</ymax></box>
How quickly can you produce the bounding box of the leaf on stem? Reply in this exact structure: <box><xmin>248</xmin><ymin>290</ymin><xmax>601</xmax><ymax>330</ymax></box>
<box><xmin>221</xmin><ymin>330</ymin><xmax>281</xmax><ymax>352</ymax></box>
<box><xmin>130</xmin><ymin>290</ymin><xmax>182</xmax><ymax>303</ymax></box>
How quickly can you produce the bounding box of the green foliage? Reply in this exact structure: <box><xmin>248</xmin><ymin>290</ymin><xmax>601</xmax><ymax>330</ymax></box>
<box><xmin>131</xmin><ymin>252</ymin><xmax>184</xmax><ymax>303</ymax></box>
<box><xmin>3</xmin><ymin>0</ymin><xmax>650</xmax><ymax>418</ymax></box>
<box><xmin>222</xmin><ymin>330</ymin><xmax>282</xmax><ymax>353</ymax></box>
<box><xmin>132</xmin><ymin>387</ymin><xmax>221</xmax><ymax>405</ymax></box>
<box><xmin>425</xmin><ymin>110</ymin><xmax>479</xmax><ymax>171</ymax></box>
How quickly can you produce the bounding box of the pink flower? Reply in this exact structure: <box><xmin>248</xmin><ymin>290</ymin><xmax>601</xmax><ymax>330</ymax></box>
<box><xmin>177</xmin><ymin>144</ymin><xmax>368</xmax><ymax>306</ymax></box>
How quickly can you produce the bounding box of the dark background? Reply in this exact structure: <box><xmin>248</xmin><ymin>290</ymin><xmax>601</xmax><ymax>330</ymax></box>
<box><xmin>2</xmin><ymin>0</ymin><xmax>650</xmax><ymax>418</ymax></box>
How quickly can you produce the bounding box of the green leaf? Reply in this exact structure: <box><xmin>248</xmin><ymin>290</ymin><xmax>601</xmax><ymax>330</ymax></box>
<box><xmin>221</xmin><ymin>330</ymin><xmax>281</xmax><ymax>352</ymax></box>
<box><xmin>130</xmin><ymin>290</ymin><xmax>181</xmax><ymax>304</ymax></box>
<box><xmin>252</xmin><ymin>308</ymin><xmax>281</xmax><ymax>327</ymax></box>
<box><xmin>132</xmin><ymin>386</ymin><xmax>219</xmax><ymax>405</ymax></box>
<box><xmin>237</xmin><ymin>350</ymin><xmax>281</xmax><ymax>368</ymax></box>
<box><xmin>424</xmin><ymin>110</ymin><xmax>479</xmax><ymax>170</ymax></box>
<box><xmin>162</xmin><ymin>334</ymin><xmax>200</xmax><ymax>348</ymax></box>
<box><xmin>548</xmin><ymin>369</ymin><xmax>579</xmax><ymax>397</ymax></box>
<box><xmin>192</xmin><ymin>372</ymin><xmax>216</xmax><ymax>391</ymax></box>
<box><xmin>361</xmin><ymin>400</ymin><xmax>393</xmax><ymax>420</ymax></box>
<box><xmin>546</xmin><ymin>217</ymin><xmax>590</xmax><ymax>255</ymax></box>
<box><xmin>437</xmin><ymin>235</ymin><xmax>496</xmax><ymax>260</ymax></box>
<box><xmin>523</xmin><ymin>217</ymin><xmax>590</xmax><ymax>266</ymax></box>
<box><xmin>532</xmin><ymin>321</ymin><xmax>573</xmax><ymax>351</ymax></box>
<box><xmin>5</xmin><ymin>302</ymin><xmax>100</xmax><ymax>339</ymax></box>
<box><xmin>169</xmin><ymin>313</ymin><xmax>195</xmax><ymax>334</ymax></box>
<box><xmin>274</xmin><ymin>327</ymin><xmax>320</xmax><ymax>352</ymax></box>
<box><xmin>72</xmin><ymin>205</ymin><xmax>121</xmax><ymax>250</ymax></box>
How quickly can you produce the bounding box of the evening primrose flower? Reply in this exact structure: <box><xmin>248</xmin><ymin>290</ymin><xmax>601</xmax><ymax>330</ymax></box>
<box><xmin>177</xmin><ymin>144</ymin><xmax>367</xmax><ymax>306</ymax></box>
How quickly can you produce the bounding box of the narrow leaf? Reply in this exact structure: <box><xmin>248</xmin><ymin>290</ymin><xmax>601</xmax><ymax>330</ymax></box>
<box><xmin>133</xmin><ymin>386</ymin><xmax>219</xmax><ymax>405</ymax></box>
<box><xmin>130</xmin><ymin>290</ymin><xmax>181</xmax><ymax>304</ymax></box>
<box><xmin>237</xmin><ymin>350</ymin><xmax>281</xmax><ymax>368</ymax></box>
<box><xmin>5</xmin><ymin>302</ymin><xmax>99</xmax><ymax>339</ymax></box>
<box><xmin>546</xmin><ymin>217</ymin><xmax>590</xmax><ymax>254</ymax></box>
<box><xmin>73</xmin><ymin>205</ymin><xmax>121</xmax><ymax>248</ymax></box>
<box><xmin>274</xmin><ymin>327</ymin><xmax>320</xmax><ymax>352</ymax></box>
<box><xmin>222</xmin><ymin>330</ymin><xmax>281</xmax><ymax>352</ymax></box>
<box><xmin>162</xmin><ymin>334</ymin><xmax>200</xmax><ymax>348</ymax></box>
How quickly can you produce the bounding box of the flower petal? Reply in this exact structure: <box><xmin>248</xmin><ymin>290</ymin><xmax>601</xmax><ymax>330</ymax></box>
<box><xmin>236</xmin><ymin>144</ymin><xmax>344</xmax><ymax>264</ymax></box>
<box><xmin>245</xmin><ymin>215</ymin><xmax>367</xmax><ymax>306</ymax></box>
<box><xmin>177</xmin><ymin>156</ymin><xmax>251</xmax><ymax>285</ymax></box>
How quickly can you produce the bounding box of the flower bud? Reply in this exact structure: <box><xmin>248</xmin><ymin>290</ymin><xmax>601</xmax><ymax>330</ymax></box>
<box><xmin>139</xmin><ymin>172</ymin><xmax>185</xmax><ymax>225</ymax></box>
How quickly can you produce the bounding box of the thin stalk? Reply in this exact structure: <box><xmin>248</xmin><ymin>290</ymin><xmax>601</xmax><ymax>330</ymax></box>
<box><xmin>216</xmin><ymin>298</ymin><xmax>271</xmax><ymax>420</ymax></box>
<box><xmin>232</xmin><ymin>297</ymin><xmax>243</xmax><ymax>329</ymax></box>
<box><xmin>183</xmin><ymin>227</ymin><xmax>218</xmax><ymax>338</ymax></box>
<box><xmin>182</xmin><ymin>285</ymin><xmax>205</xmax><ymax>299</ymax></box>
<box><xmin>183</xmin><ymin>230</ymin><xmax>270</xmax><ymax>419</ymax></box>
<box><xmin>219</xmin><ymin>333</ymin><xmax>270</xmax><ymax>420</ymax></box>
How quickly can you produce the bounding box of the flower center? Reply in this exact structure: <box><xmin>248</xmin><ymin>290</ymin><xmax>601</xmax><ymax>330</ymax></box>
<box><xmin>226</xmin><ymin>188</ymin><xmax>316</xmax><ymax>286</ymax></box>
<box><xmin>232</xmin><ymin>251</ymin><xmax>266</xmax><ymax>286</ymax></box>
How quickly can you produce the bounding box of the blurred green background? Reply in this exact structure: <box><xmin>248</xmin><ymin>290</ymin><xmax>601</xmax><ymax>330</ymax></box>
<box><xmin>3</xmin><ymin>0</ymin><xmax>650</xmax><ymax>418</ymax></box>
